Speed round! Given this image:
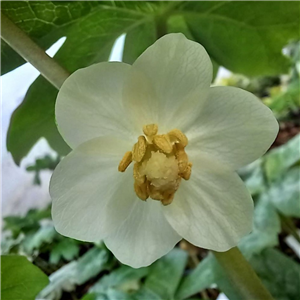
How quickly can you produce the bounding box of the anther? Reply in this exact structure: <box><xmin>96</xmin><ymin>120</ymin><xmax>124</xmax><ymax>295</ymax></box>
<box><xmin>118</xmin><ymin>151</ymin><xmax>132</xmax><ymax>172</ymax></box>
<box><xmin>153</xmin><ymin>134</ymin><xmax>173</xmax><ymax>154</ymax></box>
<box><xmin>134</xmin><ymin>180</ymin><xmax>149</xmax><ymax>201</ymax></box>
<box><xmin>168</xmin><ymin>129</ymin><xmax>188</xmax><ymax>147</ymax></box>
<box><xmin>148</xmin><ymin>184</ymin><xmax>164</xmax><ymax>201</ymax></box>
<box><xmin>181</xmin><ymin>162</ymin><xmax>192</xmax><ymax>180</ymax></box>
<box><xmin>133</xmin><ymin>162</ymin><xmax>145</xmax><ymax>185</ymax></box>
<box><xmin>132</xmin><ymin>136</ymin><xmax>147</xmax><ymax>162</ymax></box>
<box><xmin>161</xmin><ymin>192</ymin><xmax>175</xmax><ymax>206</ymax></box>
<box><xmin>175</xmin><ymin>143</ymin><xmax>188</xmax><ymax>173</ymax></box>
<box><xmin>143</xmin><ymin>124</ymin><xmax>158</xmax><ymax>137</ymax></box>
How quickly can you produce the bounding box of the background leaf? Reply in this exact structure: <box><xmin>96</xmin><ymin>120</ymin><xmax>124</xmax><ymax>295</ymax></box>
<box><xmin>264</xmin><ymin>134</ymin><xmax>300</xmax><ymax>182</ymax></box>
<box><xmin>49</xmin><ymin>239</ymin><xmax>80</xmax><ymax>264</ymax></box>
<box><xmin>249</xmin><ymin>248</ymin><xmax>300</xmax><ymax>300</ymax></box>
<box><xmin>89</xmin><ymin>265</ymin><xmax>148</xmax><ymax>295</ymax></box>
<box><xmin>1</xmin><ymin>1</ymin><xmax>99</xmax><ymax>74</ymax></box>
<box><xmin>144</xmin><ymin>248</ymin><xmax>188</xmax><ymax>300</ymax></box>
<box><xmin>1</xmin><ymin>255</ymin><xmax>49</xmax><ymax>300</ymax></box>
<box><xmin>268</xmin><ymin>167</ymin><xmax>300</xmax><ymax>218</ymax></box>
<box><xmin>38</xmin><ymin>246</ymin><xmax>115</xmax><ymax>299</ymax></box>
<box><xmin>175</xmin><ymin>254</ymin><xmax>216</xmax><ymax>300</ymax></box>
<box><xmin>177</xmin><ymin>1</ymin><xmax>300</xmax><ymax>75</ymax></box>
<box><xmin>7</xmin><ymin>76</ymin><xmax>70</xmax><ymax>165</ymax></box>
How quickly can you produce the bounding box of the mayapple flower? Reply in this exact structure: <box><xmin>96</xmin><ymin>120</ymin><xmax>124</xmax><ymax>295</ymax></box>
<box><xmin>50</xmin><ymin>33</ymin><xmax>278</xmax><ymax>268</ymax></box>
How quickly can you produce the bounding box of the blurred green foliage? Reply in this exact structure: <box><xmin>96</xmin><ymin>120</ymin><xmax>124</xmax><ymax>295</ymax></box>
<box><xmin>26</xmin><ymin>154</ymin><xmax>60</xmax><ymax>185</ymax></box>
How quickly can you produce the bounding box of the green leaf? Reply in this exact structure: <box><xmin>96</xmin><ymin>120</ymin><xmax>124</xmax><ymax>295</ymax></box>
<box><xmin>81</xmin><ymin>294</ymin><xmax>97</xmax><ymax>300</ymax></box>
<box><xmin>7</xmin><ymin>76</ymin><xmax>71</xmax><ymax>165</ymax></box>
<box><xmin>4</xmin><ymin>1</ymin><xmax>163</xmax><ymax>163</ymax></box>
<box><xmin>26</xmin><ymin>154</ymin><xmax>60</xmax><ymax>185</ymax></box>
<box><xmin>175</xmin><ymin>254</ymin><xmax>216</xmax><ymax>300</ymax></box>
<box><xmin>239</xmin><ymin>158</ymin><xmax>265</xmax><ymax>196</ymax></box>
<box><xmin>269</xmin><ymin>80</ymin><xmax>300</xmax><ymax>115</ymax></box>
<box><xmin>239</xmin><ymin>196</ymin><xmax>280</xmax><ymax>259</ymax></box>
<box><xmin>264</xmin><ymin>134</ymin><xmax>300</xmax><ymax>182</ymax></box>
<box><xmin>1</xmin><ymin>0</ymin><xmax>164</xmax><ymax>73</ymax></box>
<box><xmin>22</xmin><ymin>224</ymin><xmax>57</xmax><ymax>253</ymax></box>
<box><xmin>178</xmin><ymin>1</ymin><xmax>300</xmax><ymax>75</ymax></box>
<box><xmin>76</xmin><ymin>246</ymin><xmax>114</xmax><ymax>285</ymax></box>
<box><xmin>268</xmin><ymin>167</ymin><xmax>300</xmax><ymax>218</ymax></box>
<box><xmin>103</xmin><ymin>289</ymin><xmax>136</xmax><ymax>300</ymax></box>
<box><xmin>133</xmin><ymin>287</ymin><xmax>162</xmax><ymax>300</ymax></box>
<box><xmin>49</xmin><ymin>239</ymin><xmax>80</xmax><ymax>264</ymax></box>
<box><xmin>39</xmin><ymin>246</ymin><xmax>114</xmax><ymax>299</ymax></box>
<box><xmin>144</xmin><ymin>248</ymin><xmax>188</xmax><ymax>300</ymax></box>
<box><xmin>3</xmin><ymin>206</ymin><xmax>51</xmax><ymax>238</ymax></box>
<box><xmin>1</xmin><ymin>255</ymin><xmax>49</xmax><ymax>300</ymax></box>
<box><xmin>90</xmin><ymin>265</ymin><xmax>148</xmax><ymax>294</ymax></box>
<box><xmin>250</xmin><ymin>248</ymin><xmax>300</xmax><ymax>300</ymax></box>
<box><xmin>1</xmin><ymin>1</ymin><xmax>99</xmax><ymax>74</ymax></box>
<box><xmin>1</xmin><ymin>234</ymin><xmax>23</xmax><ymax>255</ymax></box>
<box><xmin>167</xmin><ymin>14</ymin><xmax>219</xmax><ymax>80</ymax></box>
<box><xmin>178</xmin><ymin>247</ymin><xmax>300</xmax><ymax>300</ymax></box>
<box><xmin>123</xmin><ymin>21</ymin><xmax>156</xmax><ymax>64</ymax></box>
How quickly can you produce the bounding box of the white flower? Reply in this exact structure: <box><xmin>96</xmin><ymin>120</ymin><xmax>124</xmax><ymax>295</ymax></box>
<box><xmin>50</xmin><ymin>33</ymin><xmax>278</xmax><ymax>268</ymax></box>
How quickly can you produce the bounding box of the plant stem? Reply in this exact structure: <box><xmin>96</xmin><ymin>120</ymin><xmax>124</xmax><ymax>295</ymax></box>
<box><xmin>213</xmin><ymin>247</ymin><xmax>274</xmax><ymax>300</ymax></box>
<box><xmin>1</xmin><ymin>12</ymin><xmax>69</xmax><ymax>90</ymax></box>
<box><xmin>280</xmin><ymin>214</ymin><xmax>300</xmax><ymax>243</ymax></box>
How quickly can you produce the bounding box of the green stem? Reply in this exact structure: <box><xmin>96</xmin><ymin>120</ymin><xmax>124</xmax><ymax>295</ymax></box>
<box><xmin>280</xmin><ymin>214</ymin><xmax>300</xmax><ymax>243</ymax></box>
<box><xmin>213</xmin><ymin>247</ymin><xmax>274</xmax><ymax>300</ymax></box>
<box><xmin>1</xmin><ymin>12</ymin><xmax>69</xmax><ymax>90</ymax></box>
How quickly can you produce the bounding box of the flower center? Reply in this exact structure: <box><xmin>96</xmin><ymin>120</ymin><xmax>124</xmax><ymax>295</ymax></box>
<box><xmin>118</xmin><ymin>124</ymin><xmax>192</xmax><ymax>206</ymax></box>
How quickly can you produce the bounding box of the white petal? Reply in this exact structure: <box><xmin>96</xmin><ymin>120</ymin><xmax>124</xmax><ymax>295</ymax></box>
<box><xmin>163</xmin><ymin>153</ymin><xmax>254</xmax><ymax>251</ymax></box>
<box><xmin>50</xmin><ymin>136</ymin><xmax>136</xmax><ymax>242</ymax></box>
<box><xmin>123</xmin><ymin>33</ymin><xmax>212</xmax><ymax>132</ymax></box>
<box><xmin>104</xmin><ymin>200</ymin><xmax>181</xmax><ymax>268</ymax></box>
<box><xmin>186</xmin><ymin>86</ymin><xmax>279</xmax><ymax>170</ymax></box>
<box><xmin>56</xmin><ymin>62</ymin><xmax>137</xmax><ymax>149</ymax></box>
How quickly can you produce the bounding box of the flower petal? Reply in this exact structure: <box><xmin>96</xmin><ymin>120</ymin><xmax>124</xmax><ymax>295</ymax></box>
<box><xmin>56</xmin><ymin>62</ymin><xmax>137</xmax><ymax>149</ymax></box>
<box><xmin>50</xmin><ymin>136</ymin><xmax>136</xmax><ymax>241</ymax></box>
<box><xmin>163</xmin><ymin>153</ymin><xmax>254</xmax><ymax>251</ymax></box>
<box><xmin>104</xmin><ymin>200</ymin><xmax>181</xmax><ymax>268</ymax></box>
<box><xmin>123</xmin><ymin>33</ymin><xmax>212</xmax><ymax>132</ymax></box>
<box><xmin>186</xmin><ymin>86</ymin><xmax>279</xmax><ymax>170</ymax></box>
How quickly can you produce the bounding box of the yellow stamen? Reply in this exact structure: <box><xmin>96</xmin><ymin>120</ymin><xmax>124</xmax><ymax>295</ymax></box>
<box><xmin>118</xmin><ymin>151</ymin><xmax>132</xmax><ymax>172</ymax></box>
<box><xmin>133</xmin><ymin>162</ymin><xmax>145</xmax><ymax>185</ymax></box>
<box><xmin>168</xmin><ymin>129</ymin><xmax>188</xmax><ymax>147</ymax></box>
<box><xmin>132</xmin><ymin>135</ymin><xmax>147</xmax><ymax>162</ymax></box>
<box><xmin>118</xmin><ymin>124</ymin><xmax>192</xmax><ymax>205</ymax></box>
<box><xmin>175</xmin><ymin>143</ymin><xmax>188</xmax><ymax>173</ymax></box>
<box><xmin>181</xmin><ymin>162</ymin><xmax>192</xmax><ymax>180</ymax></box>
<box><xmin>161</xmin><ymin>192</ymin><xmax>175</xmax><ymax>206</ymax></box>
<box><xmin>143</xmin><ymin>124</ymin><xmax>158</xmax><ymax>137</ymax></box>
<box><xmin>153</xmin><ymin>134</ymin><xmax>173</xmax><ymax>154</ymax></box>
<box><xmin>134</xmin><ymin>180</ymin><xmax>149</xmax><ymax>201</ymax></box>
